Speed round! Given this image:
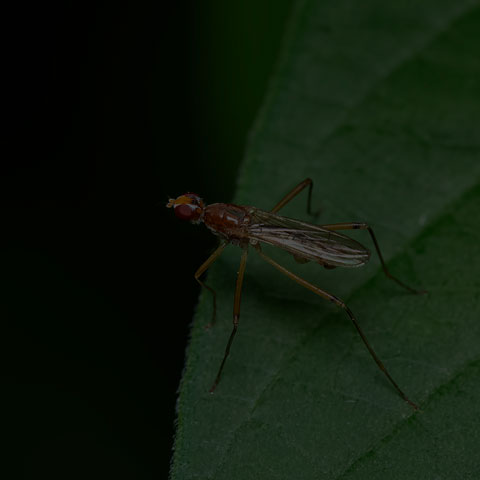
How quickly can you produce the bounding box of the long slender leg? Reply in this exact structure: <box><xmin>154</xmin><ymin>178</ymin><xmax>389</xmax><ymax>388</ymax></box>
<box><xmin>210</xmin><ymin>247</ymin><xmax>249</xmax><ymax>393</ymax></box>
<box><xmin>271</xmin><ymin>178</ymin><xmax>317</xmax><ymax>215</ymax></box>
<box><xmin>255</xmin><ymin>245</ymin><xmax>419</xmax><ymax>410</ymax></box>
<box><xmin>321</xmin><ymin>222</ymin><xmax>426</xmax><ymax>295</ymax></box>
<box><xmin>195</xmin><ymin>242</ymin><xmax>227</xmax><ymax>327</ymax></box>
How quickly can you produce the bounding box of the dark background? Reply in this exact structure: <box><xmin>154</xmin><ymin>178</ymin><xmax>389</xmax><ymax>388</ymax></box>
<box><xmin>1</xmin><ymin>2</ymin><xmax>292</xmax><ymax>478</ymax></box>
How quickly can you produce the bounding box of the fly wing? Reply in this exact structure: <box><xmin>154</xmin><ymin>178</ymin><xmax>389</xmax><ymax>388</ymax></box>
<box><xmin>247</xmin><ymin>209</ymin><xmax>370</xmax><ymax>267</ymax></box>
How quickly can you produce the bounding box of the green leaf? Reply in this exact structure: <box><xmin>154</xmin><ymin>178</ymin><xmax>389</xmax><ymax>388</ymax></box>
<box><xmin>171</xmin><ymin>1</ymin><xmax>480</xmax><ymax>478</ymax></box>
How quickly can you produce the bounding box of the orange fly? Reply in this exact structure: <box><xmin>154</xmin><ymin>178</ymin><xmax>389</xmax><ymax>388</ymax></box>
<box><xmin>167</xmin><ymin>179</ymin><xmax>425</xmax><ymax>409</ymax></box>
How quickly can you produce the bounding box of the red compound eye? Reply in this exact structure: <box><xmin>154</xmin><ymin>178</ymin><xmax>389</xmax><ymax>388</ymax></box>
<box><xmin>168</xmin><ymin>193</ymin><xmax>204</xmax><ymax>222</ymax></box>
<box><xmin>174</xmin><ymin>204</ymin><xmax>198</xmax><ymax>220</ymax></box>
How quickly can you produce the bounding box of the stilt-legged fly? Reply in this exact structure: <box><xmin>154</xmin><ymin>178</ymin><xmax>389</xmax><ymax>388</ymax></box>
<box><xmin>167</xmin><ymin>179</ymin><xmax>425</xmax><ymax>409</ymax></box>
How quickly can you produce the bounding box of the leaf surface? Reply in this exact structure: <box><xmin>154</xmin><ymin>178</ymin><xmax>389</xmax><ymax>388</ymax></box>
<box><xmin>171</xmin><ymin>1</ymin><xmax>480</xmax><ymax>478</ymax></box>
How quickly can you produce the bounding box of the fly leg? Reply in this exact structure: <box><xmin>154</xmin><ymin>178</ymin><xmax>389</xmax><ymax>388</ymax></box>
<box><xmin>195</xmin><ymin>242</ymin><xmax>227</xmax><ymax>328</ymax></box>
<box><xmin>321</xmin><ymin>223</ymin><xmax>426</xmax><ymax>295</ymax></box>
<box><xmin>271</xmin><ymin>178</ymin><xmax>319</xmax><ymax>217</ymax></box>
<box><xmin>210</xmin><ymin>247</ymin><xmax>249</xmax><ymax>393</ymax></box>
<box><xmin>255</xmin><ymin>244</ymin><xmax>419</xmax><ymax>410</ymax></box>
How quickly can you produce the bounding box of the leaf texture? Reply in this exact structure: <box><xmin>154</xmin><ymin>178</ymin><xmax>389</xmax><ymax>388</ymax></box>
<box><xmin>171</xmin><ymin>1</ymin><xmax>480</xmax><ymax>478</ymax></box>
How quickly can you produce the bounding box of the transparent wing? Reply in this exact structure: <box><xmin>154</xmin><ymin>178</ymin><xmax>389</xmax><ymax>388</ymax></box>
<box><xmin>247</xmin><ymin>209</ymin><xmax>370</xmax><ymax>267</ymax></box>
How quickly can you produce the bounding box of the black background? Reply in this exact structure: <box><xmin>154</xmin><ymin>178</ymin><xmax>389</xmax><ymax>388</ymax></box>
<box><xmin>1</xmin><ymin>2</ymin><xmax>291</xmax><ymax>478</ymax></box>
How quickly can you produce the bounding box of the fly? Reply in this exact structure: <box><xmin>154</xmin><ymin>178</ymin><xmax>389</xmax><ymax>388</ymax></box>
<box><xmin>167</xmin><ymin>178</ymin><xmax>425</xmax><ymax>409</ymax></box>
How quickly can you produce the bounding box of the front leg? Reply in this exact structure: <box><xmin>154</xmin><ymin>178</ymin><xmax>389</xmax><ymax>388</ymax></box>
<box><xmin>209</xmin><ymin>247</ymin><xmax>249</xmax><ymax>392</ymax></box>
<box><xmin>194</xmin><ymin>242</ymin><xmax>227</xmax><ymax>327</ymax></box>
